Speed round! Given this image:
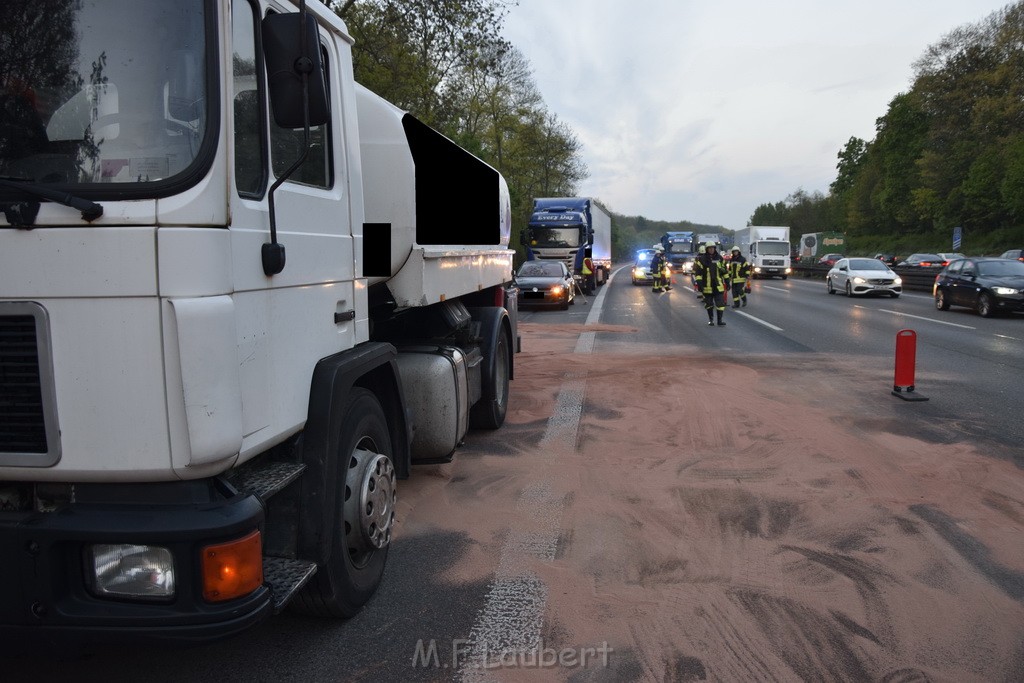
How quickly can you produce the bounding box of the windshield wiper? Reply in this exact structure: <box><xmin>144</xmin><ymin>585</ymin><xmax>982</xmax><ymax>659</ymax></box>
<box><xmin>0</xmin><ymin>177</ymin><xmax>103</xmax><ymax>226</ymax></box>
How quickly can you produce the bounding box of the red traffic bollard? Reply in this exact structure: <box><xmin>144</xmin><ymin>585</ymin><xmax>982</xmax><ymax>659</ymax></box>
<box><xmin>892</xmin><ymin>329</ymin><xmax>928</xmax><ymax>401</ymax></box>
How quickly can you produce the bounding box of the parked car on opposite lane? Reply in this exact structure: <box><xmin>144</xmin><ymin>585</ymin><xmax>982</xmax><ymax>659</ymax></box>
<box><xmin>999</xmin><ymin>248</ymin><xmax>1024</xmax><ymax>262</ymax></box>
<box><xmin>873</xmin><ymin>253</ymin><xmax>898</xmax><ymax>266</ymax></box>
<box><xmin>933</xmin><ymin>257</ymin><xmax>1024</xmax><ymax>317</ymax></box>
<box><xmin>938</xmin><ymin>252</ymin><xmax>965</xmax><ymax>262</ymax></box>
<box><xmin>817</xmin><ymin>253</ymin><xmax>844</xmax><ymax>266</ymax></box>
<box><xmin>899</xmin><ymin>253</ymin><xmax>947</xmax><ymax>267</ymax></box>
<box><xmin>515</xmin><ymin>261</ymin><xmax>575</xmax><ymax>310</ymax></box>
<box><xmin>827</xmin><ymin>258</ymin><xmax>903</xmax><ymax>297</ymax></box>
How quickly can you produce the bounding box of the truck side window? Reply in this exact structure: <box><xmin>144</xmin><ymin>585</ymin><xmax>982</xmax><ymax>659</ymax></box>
<box><xmin>269</xmin><ymin>44</ymin><xmax>332</xmax><ymax>189</ymax></box>
<box><xmin>233</xmin><ymin>0</ymin><xmax>266</xmax><ymax>197</ymax></box>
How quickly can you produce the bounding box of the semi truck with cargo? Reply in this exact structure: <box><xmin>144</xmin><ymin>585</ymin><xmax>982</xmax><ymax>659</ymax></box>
<box><xmin>0</xmin><ymin>0</ymin><xmax>519</xmax><ymax>648</ymax></box>
<box><xmin>660</xmin><ymin>231</ymin><xmax>698</xmax><ymax>274</ymax></box>
<box><xmin>522</xmin><ymin>197</ymin><xmax>611</xmax><ymax>290</ymax></box>
<box><xmin>734</xmin><ymin>226</ymin><xmax>792</xmax><ymax>279</ymax></box>
<box><xmin>798</xmin><ymin>232</ymin><xmax>847</xmax><ymax>262</ymax></box>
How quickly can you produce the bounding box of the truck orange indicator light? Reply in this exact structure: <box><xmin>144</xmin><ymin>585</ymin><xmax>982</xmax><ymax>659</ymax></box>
<box><xmin>202</xmin><ymin>530</ymin><xmax>264</xmax><ymax>602</ymax></box>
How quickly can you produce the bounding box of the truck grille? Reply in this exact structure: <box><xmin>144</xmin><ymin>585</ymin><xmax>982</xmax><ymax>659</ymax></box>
<box><xmin>763</xmin><ymin>259</ymin><xmax>784</xmax><ymax>266</ymax></box>
<box><xmin>0</xmin><ymin>303</ymin><xmax>60</xmax><ymax>466</ymax></box>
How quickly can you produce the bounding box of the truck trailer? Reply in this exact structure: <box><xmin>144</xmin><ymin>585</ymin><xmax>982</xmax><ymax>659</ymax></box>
<box><xmin>734</xmin><ymin>226</ymin><xmax>792</xmax><ymax>279</ymax></box>
<box><xmin>522</xmin><ymin>197</ymin><xmax>611</xmax><ymax>290</ymax></box>
<box><xmin>0</xmin><ymin>0</ymin><xmax>519</xmax><ymax>649</ymax></box>
<box><xmin>798</xmin><ymin>232</ymin><xmax>847</xmax><ymax>262</ymax></box>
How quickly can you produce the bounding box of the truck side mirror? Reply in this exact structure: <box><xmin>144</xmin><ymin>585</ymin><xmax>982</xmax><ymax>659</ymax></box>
<box><xmin>262</xmin><ymin>12</ymin><xmax>330</xmax><ymax>128</ymax></box>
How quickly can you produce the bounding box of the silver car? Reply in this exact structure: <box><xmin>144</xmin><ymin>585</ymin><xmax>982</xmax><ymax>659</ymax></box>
<box><xmin>826</xmin><ymin>258</ymin><xmax>902</xmax><ymax>297</ymax></box>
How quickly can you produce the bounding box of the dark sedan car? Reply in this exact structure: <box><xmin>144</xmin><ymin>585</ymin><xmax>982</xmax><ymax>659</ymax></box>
<box><xmin>817</xmin><ymin>253</ymin><xmax>843</xmax><ymax>266</ymax></box>
<box><xmin>899</xmin><ymin>253</ymin><xmax>947</xmax><ymax>267</ymax></box>
<box><xmin>873</xmin><ymin>253</ymin><xmax>898</xmax><ymax>266</ymax></box>
<box><xmin>933</xmin><ymin>257</ymin><xmax>1024</xmax><ymax>317</ymax></box>
<box><xmin>999</xmin><ymin>248</ymin><xmax>1024</xmax><ymax>262</ymax></box>
<box><xmin>514</xmin><ymin>261</ymin><xmax>575</xmax><ymax>310</ymax></box>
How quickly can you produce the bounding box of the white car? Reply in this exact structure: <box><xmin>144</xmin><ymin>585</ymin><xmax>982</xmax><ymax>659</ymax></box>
<box><xmin>826</xmin><ymin>258</ymin><xmax>902</xmax><ymax>297</ymax></box>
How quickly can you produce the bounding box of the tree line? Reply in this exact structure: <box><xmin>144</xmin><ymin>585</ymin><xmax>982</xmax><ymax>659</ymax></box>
<box><xmin>750</xmin><ymin>2</ymin><xmax>1024</xmax><ymax>256</ymax></box>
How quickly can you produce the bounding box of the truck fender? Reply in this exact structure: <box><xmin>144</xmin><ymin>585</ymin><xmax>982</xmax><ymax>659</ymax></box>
<box><xmin>298</xmin><ymin>343</ymin><xmax>410</xmax><ymax>566</ymax></box>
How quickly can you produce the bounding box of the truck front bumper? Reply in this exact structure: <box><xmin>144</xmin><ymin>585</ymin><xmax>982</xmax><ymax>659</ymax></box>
<box><xmin>0</xmin><ymin>478</ymin><xmax>271</xmax><ymax>650</ymax></box>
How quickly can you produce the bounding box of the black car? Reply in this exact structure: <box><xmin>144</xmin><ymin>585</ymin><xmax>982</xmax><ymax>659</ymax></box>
<box><xmin>899</xmin><ymin>253</ymin><xmax>947</xmax><ymax>267</ymax></box>
<box><xmin>933</xmin><ymin>257</ymin><xmax>1024</xmax><ymax>317</ymax></box>
<box><xmin>514</xmin><ymin>261</ymin><xmax>575</xmax><ymax>310</ymax></box>
<box><xmin>873</xmin><ymin>253</ymin><xmax>897</xmax><ymax>266</ymax></box>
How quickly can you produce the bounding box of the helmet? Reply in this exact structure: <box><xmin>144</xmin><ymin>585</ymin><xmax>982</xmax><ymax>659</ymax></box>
<box><xmin>731</xmin><ymin>245</ymin><xmax>741</xmax><ymax>253</ymax></box>
<box><xmin>704</xmin><ymin>241</ymin><xmax>717</xmax><ymax>249</ymax></box>
<box><xmin>698</xmin><ymin>245</ymin><xmax>706</xmax><ymax>254</ymax></box>
<box><xmin>654</xmin><ymin>245</ymin><xmax>664</xmax><ymax>252</ymax></box>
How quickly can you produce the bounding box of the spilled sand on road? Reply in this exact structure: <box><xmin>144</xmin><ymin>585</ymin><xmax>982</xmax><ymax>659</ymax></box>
<box><xmin>396</xmin><ymin>322</ymin><xmax>1024</xmax><ymax>681</ymax></box>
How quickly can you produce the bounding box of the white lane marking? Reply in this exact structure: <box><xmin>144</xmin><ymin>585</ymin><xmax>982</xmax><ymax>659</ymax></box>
<box><xmin>854</xmin><ymin>305</ymin><xmax>977</xmax><ymax>329</ymax></box>
<box><xmin>762</xmin><ymin>285</ymin><xmax>789</xmax><ymax>293</ymax></box>
<box><xmin>994</xmin><ymin>334</ymin><xmax>1023</xmax><ymax>341</ymax></box>
<box><xmin>733</xmin><ymin>310</ymin><xmax>784</xmax><ymax>331</ymax></box>
<box><xmin>458</xmin><ymin>268</ymin><xmax>613</xmax><ymax>679</ymax></box>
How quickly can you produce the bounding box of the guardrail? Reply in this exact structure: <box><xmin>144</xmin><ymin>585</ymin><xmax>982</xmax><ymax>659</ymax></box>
<box><xmin>790</xmin><ymin>264</ymin><xmax>941</xmax><ymax>293</ymax></box>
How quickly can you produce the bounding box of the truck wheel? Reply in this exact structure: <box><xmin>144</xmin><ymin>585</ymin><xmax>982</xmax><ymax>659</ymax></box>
<box><xmin>470</xmin><ymin>325</ymin><xmax>510</xmax><ymax>430</ymax></box>
<box><xmin>295</xmin><ymin>388</ymin><xmax>395</xmax><ymax>618</ymax></box>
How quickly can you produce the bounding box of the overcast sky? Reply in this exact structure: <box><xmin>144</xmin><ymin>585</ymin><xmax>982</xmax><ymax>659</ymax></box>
<box><xmin>501</xmin><ymin>0</ymin><xmax>1011</xmax><ymax>229</ymax></box>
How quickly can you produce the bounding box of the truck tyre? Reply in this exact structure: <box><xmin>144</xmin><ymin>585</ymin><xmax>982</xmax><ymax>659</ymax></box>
<box><xmin>295</xmin><ymin>388</ymin><xmax>395</xmax><ymax>618</ymax></box>
<box><xmin>470</xmin><ymin>325</ymin><xmax>511</xmax><ymax>429</ymax></box>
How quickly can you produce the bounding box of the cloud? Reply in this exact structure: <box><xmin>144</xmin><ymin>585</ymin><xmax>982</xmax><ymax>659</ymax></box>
<box><xmin>502</xmin><ymin>0</ymin><xmax>1009</xmax><ymax>227</ymax></box>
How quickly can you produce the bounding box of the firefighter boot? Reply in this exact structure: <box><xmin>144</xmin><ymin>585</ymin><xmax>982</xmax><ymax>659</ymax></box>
<box><xmin>717</xmin><ymin>310</ymin><xmax>726</xmax><ymax>326</ymax></box>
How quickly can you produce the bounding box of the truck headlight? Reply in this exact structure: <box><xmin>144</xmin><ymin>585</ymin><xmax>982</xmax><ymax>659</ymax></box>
<box><xmin>86</xmin><ymin>543</ymin><xmax>175</xmax><ymax>601</ymax></box>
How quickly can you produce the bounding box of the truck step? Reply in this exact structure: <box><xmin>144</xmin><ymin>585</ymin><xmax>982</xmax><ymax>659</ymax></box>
<box><xmin>228</xmin><ymin>460</ymin><xmax>306</xmax><ymax>502</ymax></box>
<box><xmin>264</xmin><ymin>556</ymin><xmax>318</xmax><ymax>613</ymax></box>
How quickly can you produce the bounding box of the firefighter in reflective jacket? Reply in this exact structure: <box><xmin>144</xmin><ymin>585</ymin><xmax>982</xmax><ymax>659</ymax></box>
<box><xmin>693</xmin><ymin>241</ymin><xmax>730</xmax><ymax>325</ymax></box>
<box><xmin>728</xmin><ymin>245</ymin><xmax>751</xmax><ymax>308</ymax></box>
<box><xmin>650</xmin><ymin>246</ymin><xmax>667</xmax><ymax>292</ymax></box>
<box><xmin>581</xmin><ymin>254</ymin><xmax>595</xmax><ymax>292</ymax></box>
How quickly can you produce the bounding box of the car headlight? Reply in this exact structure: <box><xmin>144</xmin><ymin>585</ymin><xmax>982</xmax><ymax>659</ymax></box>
<box><xmin>993</xmin><ymin>287</ymin><xmax>1019</xmax><ymax>295</ymax></box>
<box><xmin>893</xmin><ymin>277</ymin><xmax>902</xmax><ymax>285</ymax></box>
<box><xmin>852</xmin><ymin>277</ymin><xmax>866</xmax><ymax>284</ymax></box>
<box><xmin>550</xmin><ymin>285</ymin><xmax>564</xmax><ymax>295</ymax></box>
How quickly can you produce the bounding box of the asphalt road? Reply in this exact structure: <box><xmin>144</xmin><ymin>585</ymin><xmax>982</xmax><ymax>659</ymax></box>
<box><xmin>597</xmin><ymin>270</ymin><xmax>1024</xmax><ymax>463</ymax></box>
<box><xmin>8</xmin><ymin>267</ymin><xmax>1023</xmax><ymax>682</ymax></box>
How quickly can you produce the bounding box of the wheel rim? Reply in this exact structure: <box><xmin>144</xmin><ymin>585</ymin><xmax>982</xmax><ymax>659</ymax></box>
<box><xmin>344</xmin><ymin>446</ymin><xmax>396</xmax><ymax>566</ymax></box>
<box><xmin>979</xmin><ymin>295</ymin><xmax>991</xmax><ymax>316</ymax></box>
<box><xmin>937</xmin><ymin>292</ymin><xmax>945</xmax><ymax>309</ymax></box>
<box><xmin>846</xmin><ymin>282</ymin><xmax>851</xmax><ymax>295</ymax></box>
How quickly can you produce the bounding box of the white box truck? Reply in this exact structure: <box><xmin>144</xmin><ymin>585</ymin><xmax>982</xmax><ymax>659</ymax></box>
<box><xmin>734</xmin><ymin>226</ymin><xmax>792</xmax><ymax>279</ymax></box>
<box><xmin>0</xmin><ymin>0</ymin><xmax>519</xmax><ymax>648</ymax></box>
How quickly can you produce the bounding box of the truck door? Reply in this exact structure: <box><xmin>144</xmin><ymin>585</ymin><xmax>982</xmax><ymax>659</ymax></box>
<box><xmin>228</xmin><ymin>1</ymin><xmax>358</xmax><ymax>448</ymax></box>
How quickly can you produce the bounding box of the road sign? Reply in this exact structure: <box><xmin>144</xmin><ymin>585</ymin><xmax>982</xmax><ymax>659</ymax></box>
<box><xmin>952</xmin><ymin>226</ymin><xmax>962</xmax><ymax>250</ymax></box>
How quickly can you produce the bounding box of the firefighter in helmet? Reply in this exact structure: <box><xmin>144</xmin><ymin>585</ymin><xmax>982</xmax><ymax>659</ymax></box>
<box><xmin>728</xmin><ymin>245</ymin><xmax>751</xmax><ymax>308</ymax></box>
<box><xmin>693</xmin><ymin>241</ymin><xmax>730</xmax><ymax>325</ymax></box>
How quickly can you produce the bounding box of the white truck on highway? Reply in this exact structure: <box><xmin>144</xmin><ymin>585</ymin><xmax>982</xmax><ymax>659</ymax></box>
<box><xmin>733</xmin><ymin>226</ymin><xmax>792</xmax><ymax>279</ymax></box>
<box><xmin>0</xmin><ymin>0</ymin><xmax>518</xmax><ymax>648</ymax></box>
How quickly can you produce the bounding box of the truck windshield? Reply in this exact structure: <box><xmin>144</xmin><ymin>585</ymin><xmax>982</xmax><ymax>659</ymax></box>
<box><xmin>1</xmin><ymin>0</ymin><xmax>209</xmax><ymax>190</ymax></box>
<box><xmin>667</xmin><ymin>243</ymin><xmax>693</xmax><ymax>254</ymax></box>
<box><xmin>758</xmin><ymin>242</ymin><xmax>790</xmax><ymax>256</ymax></box>
<box><xmin>528</xmin><ymin>227</ymin><xmax>582</xmax><ymax>248</ymax></box>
